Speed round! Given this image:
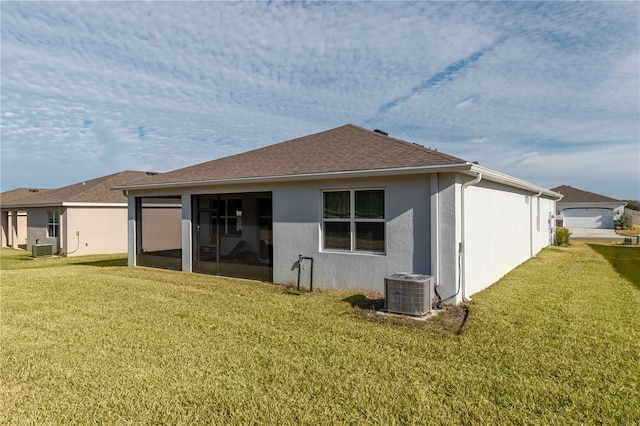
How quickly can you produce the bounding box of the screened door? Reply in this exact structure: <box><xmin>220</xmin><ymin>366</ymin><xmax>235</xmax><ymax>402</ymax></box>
<box><xmin>192</xmin><ymin>192</ymin><xmax>272</xmax><ymax>281</ymax></box>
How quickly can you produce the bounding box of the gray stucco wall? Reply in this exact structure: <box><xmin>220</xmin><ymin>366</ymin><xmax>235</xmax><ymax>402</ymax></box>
<box><xmin>271</xmin><ymin>175</ymin><xmax>432</xmax><ymax>292</ymax></box>
<box><xmin>431</xmin><ymin>173</ymin><xmax>461</xmax><ymax>304</ymax></box>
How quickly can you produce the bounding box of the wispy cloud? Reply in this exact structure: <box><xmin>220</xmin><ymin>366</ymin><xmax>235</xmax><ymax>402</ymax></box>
<box><xmin>1</xmin><ymin>1</ymin><xmax>638</xmax><ymax>199</ymax></box>
<box><xmin>372</xmin><ymin>38</ymin><xmax>505</xmax><ymax>118</ymax></box>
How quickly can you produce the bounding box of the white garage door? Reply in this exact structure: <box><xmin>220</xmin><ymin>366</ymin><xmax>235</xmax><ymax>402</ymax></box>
<box><xmin>563</xmin><ymin>209</ymin><xmax>614</xmax><ymax>229</ymax></box>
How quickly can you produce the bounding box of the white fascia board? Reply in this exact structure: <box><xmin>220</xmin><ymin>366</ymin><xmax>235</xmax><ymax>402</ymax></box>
<box><xmin>62</xmin><ymin>202</ymin><xmax>128</xmax><ymax>207</ymax></box>
<box><xmin>558</xmin><ymin>202</ymin><xmax>626</xmax><ymax>207</ymax></box>
<box><xmin>465</xmin><ymin>165</ymin><xmax>563</xmax><ymax>199</ymax></box>
<box><xmin>112</xmin><ymin>163</ymin><xmax>474</xmax><ymax>192</ymax></box>
<box><xmin>1</xmin><ymin>202</ymin><xmax>126</xmax><ymax>209</ymax></box>
<box><xmin>1</xmin><ymin>202</ymin><xmax>64</xmax><ymax>210</ymax></box>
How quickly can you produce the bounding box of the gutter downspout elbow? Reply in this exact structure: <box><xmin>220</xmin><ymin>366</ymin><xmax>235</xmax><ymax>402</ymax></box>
<box><xmin>461</xmin><ymin>172</ymin><xmax>482</xmax><ymax>303</ymax></box>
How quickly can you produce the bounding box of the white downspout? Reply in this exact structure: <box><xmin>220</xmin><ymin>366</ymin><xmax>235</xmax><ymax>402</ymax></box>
<box><xmin>461</xmin><ymin>172</ymin><xmax>482</xmax><ymax>303</ymax></box>
<box><xmin>530</xmin><ymin>191</ymin><xmax>542</xmax><ymax>258</ymax></box>
<box><xmin>430</xmin><ymin>174</ymin><xmax>440</xmax><ymax>294</ymax></box>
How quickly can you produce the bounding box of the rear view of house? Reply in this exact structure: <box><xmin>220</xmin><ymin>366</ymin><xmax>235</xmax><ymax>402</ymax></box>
<box><xmin>1</xmin><ymin>171</ymin><xmax>152</xmax><ymax>256</ymax></box>
<box><xmin>115</xmin><ymin>125</ymin><xmax>561</xmax><ymax>304</ymax></box>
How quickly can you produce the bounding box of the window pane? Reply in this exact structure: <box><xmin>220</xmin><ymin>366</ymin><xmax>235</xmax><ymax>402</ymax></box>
<box><xmin>324</xmin><ymin>222</ymin><xmax>351</xmax><ymax>250</ymax></box>
<box><xmin>356</xmin><ymin>222</ymin><xmax>385</xmax><ymax>251</ymax></box>
<box><xmin>226</xmin><ymin>199</ymin><xmax>242</xmax><ymax>216</ymax></box>
<box><xmin>48</xmin><ymin>224</ymin><xmax>58</xmax><ymax>238</ymax></box>
<box><xmin>355</xmin><ymin>190</ymin><xmax>384</xmax><ymax>219</ymax></box>
<box><xmin>323</xmin><ymin>191</ymin><xmax>350</xmax><ymax>219</ymax></box>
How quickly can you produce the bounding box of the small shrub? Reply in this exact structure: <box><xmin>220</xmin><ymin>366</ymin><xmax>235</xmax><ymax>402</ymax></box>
<box><xmin>614</xmin><ymin>212</ymin><xmax>633</xmax><ymax>230</ymax></box>
<box><xmin>555</xmin><ymin>227</ymin><xmax>571</xmax><ymax>246</ymax></box>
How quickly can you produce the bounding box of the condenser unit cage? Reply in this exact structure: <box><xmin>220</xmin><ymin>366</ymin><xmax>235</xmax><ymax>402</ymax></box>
<box><xmin>32</xmin><ymin>243</ymin><xmax>53</xmax><ymax>258</ymax></box>
<box><xmin>384</xmin><ymin>274</ymin><xmax>433</xmax><ymax>316</ymax></box>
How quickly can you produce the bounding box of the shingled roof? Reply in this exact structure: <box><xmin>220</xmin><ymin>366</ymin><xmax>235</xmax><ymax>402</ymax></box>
<box><xmin>118</xmin><ymin>124</ymin><xmax>468</xmax><ymax>188</ymax></box>
<box><xmin>552</xmin><ymin>185</ymin><xmax>622</xmax><ymax>203</ymax></box>
<box><xmin>0</xmin><ymin>188</ymin><xmax>51</xmax><ymax>206</ymax></box>
<box><xmin>1</xmin><ymin>171</ymin><xmax>153</xmax><ymax>208</ymax></box>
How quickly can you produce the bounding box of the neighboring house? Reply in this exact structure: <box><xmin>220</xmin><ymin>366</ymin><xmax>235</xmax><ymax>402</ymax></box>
<box><xmin>114</xmin><ymin>124</ymin><xmax>562</xmax><ymax>304</ymax></box>
<box><xmin>625</xmin><ymin>207</ymin><xmax>640</xmax><ymax>226</ymax></box>
<box><xmin>1</xmin><ymin>171</ymin><xmax>154</xmax><ymax>256</ymax></box>
<box><xmin>552</xmin><ymin>185</ymin><xmax>626</xmax><ymax>229</ymax></box>
<box><xmin>1</xmin><ymin>188</ymin><xmax>50</xmax><ymax>249</ymax></box>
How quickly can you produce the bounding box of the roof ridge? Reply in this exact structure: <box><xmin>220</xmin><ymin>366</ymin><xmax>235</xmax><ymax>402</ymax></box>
<box><xmin>67</xmin><ymin>170</ymin><xmax>151</xmax><ymax>201</ymax></box>
<box><xmin>114</xmin><ymin>125</ymin><xmax>469</xmax><ymax>189</ymax></box>
<box><xmin>347</xmin><ymin>124</ymin><xmax>467</xmax><ymax>163</ymax></box>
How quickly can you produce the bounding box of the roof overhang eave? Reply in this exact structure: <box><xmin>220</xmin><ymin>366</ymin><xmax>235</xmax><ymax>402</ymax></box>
<box><xmin>112</xmin><ymin>163</ymin><xmax>474</xmax><ymax>192</ymax></box>
<box><xmin>466</xmin><ymin>164</ymin><xmax>564</xmax><ymax>200</ymax></box>
<box><xmin>557</xmin><ymin>201</ymin><xmax>627</xmax><ymax>206</ymax></box>
<box><xmin>1</xmin><ymin>202</ymin><xmax>127</xmax><ymax>209</ymax></box>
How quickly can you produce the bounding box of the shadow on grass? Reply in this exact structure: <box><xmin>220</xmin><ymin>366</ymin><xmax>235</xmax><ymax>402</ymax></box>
<box><xmin>588</xmin><ymin>244</ymin><xmax>640</xmax><ymax>290</ymax></box>
<box><xmin>342</xmin><ymin>293</ymin><xmax>384</xmax><ymax>310</ymax></box>
<box><xmin>76</xmin><ymin>258</ymin><xmax>128</xmax><ymax>267</ymax></box>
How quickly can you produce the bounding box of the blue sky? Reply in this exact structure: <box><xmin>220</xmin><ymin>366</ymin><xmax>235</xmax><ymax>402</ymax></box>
<box><xmin>1</xmin><ymin>1</ymin><xmax>638</xmax><ymax>200</ymax></box>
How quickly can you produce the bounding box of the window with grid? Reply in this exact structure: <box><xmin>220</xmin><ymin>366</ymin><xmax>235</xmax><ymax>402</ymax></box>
<box><xmin>322</xmin><ymin>189</ymin><xmax>385</xmax><ymax>253</ymax></box>
<box><xmin>48</xmin><ymin>211</ymin><xmax>60</xmax><ymax>237</ymax></box>
<box><xmin>222</xmin><ymin>198</ymin><xmax>242</xmax><ymax>236</ymax></box>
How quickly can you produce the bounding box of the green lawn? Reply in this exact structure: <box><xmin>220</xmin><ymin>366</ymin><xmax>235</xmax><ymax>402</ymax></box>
<box><xmin>1</xmin><ymin>243</ymin><xmax>639</xmax><ymax>424</ymax></box>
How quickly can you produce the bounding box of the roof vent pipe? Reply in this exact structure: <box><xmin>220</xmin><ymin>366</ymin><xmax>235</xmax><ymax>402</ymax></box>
<box><xmin>461</xmin><ymin>172</ymin><xmax>482</xmax><ymax>303</ymax></box>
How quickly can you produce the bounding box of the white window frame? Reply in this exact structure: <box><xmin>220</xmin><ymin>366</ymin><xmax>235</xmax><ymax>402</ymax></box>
<box><xmin>219</xmin><ymin>198</ymin><xmax>242</xmax><ymax>236</ymax></box>
<box><xmin>321</xmin><ymin>188</ymin><xmax>385</xmax><ymax>254</ymax></box>
<box><xmin>48</xmin><ymin>210</ymin><xmax>60</xmax><ymax>238</ymax></box>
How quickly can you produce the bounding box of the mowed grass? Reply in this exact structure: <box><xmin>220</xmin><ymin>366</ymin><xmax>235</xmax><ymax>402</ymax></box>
<box><xmin>1</xmin><ymin>243</ymin><xmax>639</xmax><ymax>425</ymax></box>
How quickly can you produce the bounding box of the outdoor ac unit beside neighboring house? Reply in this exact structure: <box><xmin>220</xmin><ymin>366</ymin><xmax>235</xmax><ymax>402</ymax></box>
<box><xmin>32</xmin><ymin>243</ymin><xmax>53</xmax><ymax>258</ymax></box>
<box><xmin>41</xmin><ymin>237</ymin><xmax>58</xmax><ymax>253</ymax></box>
<box><xmin>384</xmin><ymin>273</ymin><xmax>433</xmax><ymax>316</ymax></box>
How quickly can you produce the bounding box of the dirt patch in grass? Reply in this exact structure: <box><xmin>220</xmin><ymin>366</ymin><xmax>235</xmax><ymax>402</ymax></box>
<box><xmin>616</xmin><ymin>225</ymin><xmax>639</xmax><ymax>237</ymax></box>
<box><xmin>343</xmin><ymin>292</ymin><xmax>469</xmax><ymax>335</ymax></box>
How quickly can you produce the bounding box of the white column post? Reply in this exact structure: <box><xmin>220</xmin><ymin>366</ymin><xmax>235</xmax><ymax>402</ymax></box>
<box><xmin>181</xmin><ymin>194</ymin><xmax>192</xmax><ymax>273</ymax></box>
<box><xmin>127</xmin><ymin>196</ymin><xmax>137</xmax><ymax>267</ymax></box>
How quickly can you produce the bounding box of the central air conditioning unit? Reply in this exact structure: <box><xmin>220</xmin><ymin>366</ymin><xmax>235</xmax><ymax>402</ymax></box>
<box><xmin>32</xmin><ymin>243</ymin><xmax>54</xmax><ymax>258</ymax></box>
<box><xmin>42</xmin><ymin>237</ymin><xmax>58</xmax><ymax>253</ymax></box>
<box><xmin>384</xmin><ymin>273</ymin><xmax>433</xmax><ymax>316</ymax></box>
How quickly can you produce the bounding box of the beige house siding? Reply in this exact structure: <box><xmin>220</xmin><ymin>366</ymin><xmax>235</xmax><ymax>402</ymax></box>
<box><xmin>63</xmin><ymin>207</ymin><xmax>128</xmax><ymax>256</ymax></box>
<box><xmin>140</xmin><ymin>207</ymin><xmax>182</xmax><ymax>252</ymax></box>
<box><xmin>1</xmin><ymin>212</ymin><xmax>6</xmax><ymax>247</ymax></box>
<box><xmin>23</xmin><ymin>206</ymin><xmax>128</xmax><ymax>256</ymax></box>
